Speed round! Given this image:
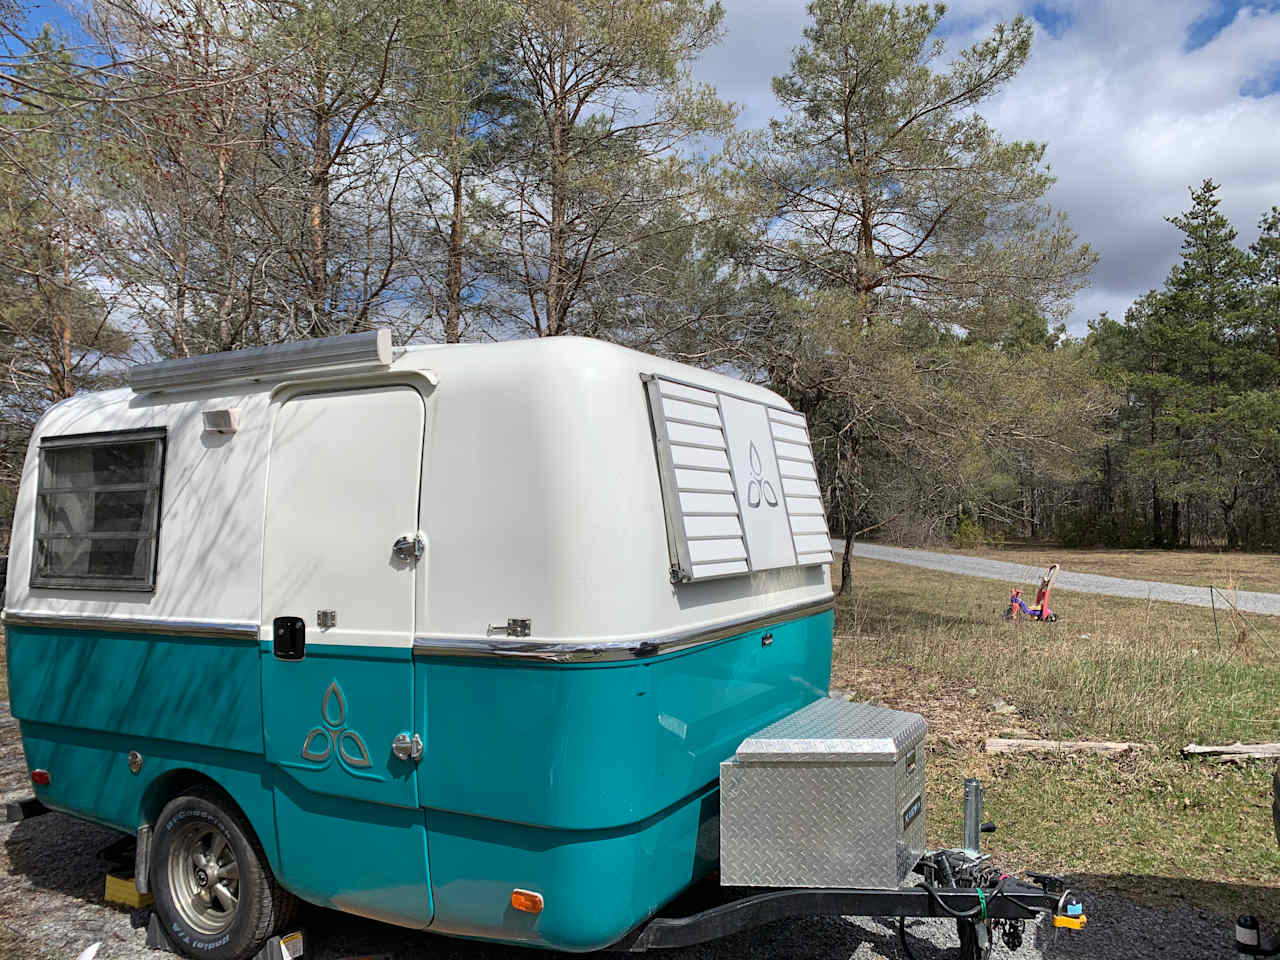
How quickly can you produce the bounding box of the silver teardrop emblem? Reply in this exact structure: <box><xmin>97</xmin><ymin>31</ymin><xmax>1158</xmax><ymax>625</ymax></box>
<box><xmin>338</xmin><ymin>730</ymin><xmax>372</xmax><ymax>769</ymax></box>
<box><xmin>301</xmin><ymin>728</ymin><xmax>332</xmax><ymax>762</ymax></box>
<box><xmin>322</xmin><ymin>681</ymin><xmax>346</xmax><ymax>729</ymax></box>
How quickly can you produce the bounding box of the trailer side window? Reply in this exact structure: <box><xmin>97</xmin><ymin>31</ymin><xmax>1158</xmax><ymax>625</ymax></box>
<box><xmin>31</xmin><ymin>428</ymin><xmax>166</xmax><ymax>591</ymax></box>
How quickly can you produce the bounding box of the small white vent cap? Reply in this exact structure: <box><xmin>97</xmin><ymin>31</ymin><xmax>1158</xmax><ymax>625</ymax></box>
<box><xmin>203</xmin><ymin>408</ymin><xmax>240</xmax><ymax>434</ymax></box>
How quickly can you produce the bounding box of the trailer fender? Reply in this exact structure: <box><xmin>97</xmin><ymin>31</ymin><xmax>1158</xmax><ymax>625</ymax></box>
<box><xmin>137</xmin><ymin>768</ymin><xmax>282</xmax><ymax>881</ymax></box>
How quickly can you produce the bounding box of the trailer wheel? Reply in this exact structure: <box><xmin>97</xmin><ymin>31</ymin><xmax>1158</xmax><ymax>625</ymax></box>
<box><xmin>150</xmin><ymin>788</ymin><xmax>294</xmax><ymax>960</ymax></box>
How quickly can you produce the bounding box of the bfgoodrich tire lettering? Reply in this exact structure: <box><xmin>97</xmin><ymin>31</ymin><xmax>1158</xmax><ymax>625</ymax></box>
<box><xmin>150</xmin><ymin>788</ymin><xmax>294</xmax><ymax>960</ymax></box>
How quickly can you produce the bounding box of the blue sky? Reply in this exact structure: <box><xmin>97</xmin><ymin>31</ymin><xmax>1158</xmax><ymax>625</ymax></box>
<box><xmin>17</xmin><ymin>0</ymin><xmax>1280</xmax><ymax>334</ymax></box>
<box><xmin>696</xmin><ymin>0</ymin><xmax>1280</xmax><ymax>331</ymax></box>
<box><xmin>18</xmin><ymin>2</ymin><xmax>79</xmax><ymax>39</ymax></box>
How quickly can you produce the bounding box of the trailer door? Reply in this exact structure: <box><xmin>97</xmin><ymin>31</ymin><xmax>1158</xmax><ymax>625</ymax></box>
<box><xmin>260</xmin><ymin>385</ymin><xmax>432</xmax><ymax>927</ymax></box>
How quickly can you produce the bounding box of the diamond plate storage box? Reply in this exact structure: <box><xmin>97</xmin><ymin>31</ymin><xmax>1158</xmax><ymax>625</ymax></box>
<box><xmin>720</xmin><ymin>698</ymin><xmax>927</xmax><ymax>889</ymax></box>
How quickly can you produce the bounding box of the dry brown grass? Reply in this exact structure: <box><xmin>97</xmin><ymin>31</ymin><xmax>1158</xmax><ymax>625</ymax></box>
<box><xmin>833</xmin><ymin>556</ymin><xmax>1280</xmax><ymax>916</ymax></box>
<box><xmin>834</xmin><ymin>558</ymin><xmax>1280</xmax><ymax>746</ymax></box>
<box><xmin>956</xmin><ymin>544</ymin><xmax>1280</xmax><ymax>595</ymax></box>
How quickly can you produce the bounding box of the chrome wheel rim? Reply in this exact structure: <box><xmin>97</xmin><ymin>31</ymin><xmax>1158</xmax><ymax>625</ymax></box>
<box><xmin>167</xmin><ymin>821</ymin><xmax>240</xmax><ymax>935</ymax></box>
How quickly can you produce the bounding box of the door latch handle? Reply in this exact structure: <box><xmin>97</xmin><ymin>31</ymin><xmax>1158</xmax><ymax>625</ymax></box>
<box><xmin>392</xmin><ymin>533</ymin><xmax>425</xmax><ymax>563</ymax></box>
<box><xmin>272</xmin><ymin>616</ymin><xmax>305</xmax><ymax>660</ymax></box>
<box><xmin>392</xmin><ymin>732</ymin><xmax>423</xmax><ymax>763</ymax></box>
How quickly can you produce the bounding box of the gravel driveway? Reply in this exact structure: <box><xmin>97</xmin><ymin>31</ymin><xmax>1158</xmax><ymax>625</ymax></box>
<box><xmin>0</xmin><ymin>697</ymin><xmax>1249</xmax><ymax>960</ymax></box>
<box><xmin>838</xmin><ymin>541</ymin><xmax>1280</xmax><ymax>615</ymax></box>
<box><xmin>0</xmin><ymin>801</ymin><xmax>1250</xmax><ymax>960</ymax></box>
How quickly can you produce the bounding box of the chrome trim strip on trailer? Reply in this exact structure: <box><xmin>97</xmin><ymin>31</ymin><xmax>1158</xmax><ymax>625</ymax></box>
<box><xmin>1</xmin><ymin>610</ymin><xmax>259</xmax><ymax>641</ymax></box>
<box><xmin>413</xmin><ymin>595</ymin><xmax>835</xmax><ymax>663</ymax></box>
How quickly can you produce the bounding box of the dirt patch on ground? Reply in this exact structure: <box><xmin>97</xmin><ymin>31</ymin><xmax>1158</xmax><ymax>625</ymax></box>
<box><xmin>831</xmin><ymin>653</ymin><xmax>1043</xmax><ymax>753</ymax></box>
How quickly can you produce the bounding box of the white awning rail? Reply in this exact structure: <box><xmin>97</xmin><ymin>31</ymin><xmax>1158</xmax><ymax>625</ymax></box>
<box><xmin>127</xmin><ymin>330</ymin><xmax>394</xmax><ymax>395</ymax></box>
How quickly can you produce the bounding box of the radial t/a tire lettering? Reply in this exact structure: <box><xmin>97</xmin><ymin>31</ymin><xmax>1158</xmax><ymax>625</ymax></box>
<box><xmin>149</xmin><ymin>788</ymin><xmax>295</xmax><ymax>960</ymax></box>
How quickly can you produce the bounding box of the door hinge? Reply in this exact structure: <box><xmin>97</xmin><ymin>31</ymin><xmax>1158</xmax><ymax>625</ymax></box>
<box><xmin>487</xmin><ymin>618</ymin><xmax>531</xmax><ymax>638</ymax></box>
<box><xmin>392</xmin><ymin>732</ymin><xmax>423</xmax><ymax>763</ymax></box>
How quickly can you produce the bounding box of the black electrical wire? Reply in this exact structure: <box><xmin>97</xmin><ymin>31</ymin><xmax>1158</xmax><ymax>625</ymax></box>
<box><xmin>913</xmin><ymin>877</ymin><xmax>1009</xmax><ymax>919</ymax></box>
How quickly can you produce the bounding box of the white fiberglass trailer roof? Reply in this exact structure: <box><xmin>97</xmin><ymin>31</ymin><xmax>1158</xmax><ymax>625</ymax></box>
<box><xmin>5</xmin><ymin>335</ymin><xmax>832</xmax><ymax>648</ymax></box>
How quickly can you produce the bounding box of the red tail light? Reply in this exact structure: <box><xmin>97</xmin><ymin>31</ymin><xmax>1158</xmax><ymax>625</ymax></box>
<box><xmin>31</xmin><ymin>769</ymin><xmax>50</xmax><ymax>786</ymax></box>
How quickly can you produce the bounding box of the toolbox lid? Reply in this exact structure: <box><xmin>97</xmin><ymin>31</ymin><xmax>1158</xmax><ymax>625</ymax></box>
<box><xmin>734</xmin><ymin>697</ymin><xmax>927</xmax><ymax>763</ymax></box>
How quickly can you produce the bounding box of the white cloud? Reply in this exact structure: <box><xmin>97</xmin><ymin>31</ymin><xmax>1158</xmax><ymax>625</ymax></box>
<box><xmin>698</xmin><ymin>0</ymin><xmax>1280</xmax><ymax>333</ymax></box>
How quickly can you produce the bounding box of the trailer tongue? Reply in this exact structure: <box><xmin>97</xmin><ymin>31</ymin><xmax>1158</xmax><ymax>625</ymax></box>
<box><xmin>621</xmin><ymin>698</ymin><xmax>1086</xmax><ymax>959</ymax></box>
<box><xmin>622</xmin><ymin>855</ymin><xmax>1084</xmax><ymax>957</ymax></box>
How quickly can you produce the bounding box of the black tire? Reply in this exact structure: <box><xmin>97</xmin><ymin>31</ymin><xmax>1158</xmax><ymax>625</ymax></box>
<box><xmin>150</xmin><ymin>787</ymin><xmax>295</xmax><ymax>960</ymax></box>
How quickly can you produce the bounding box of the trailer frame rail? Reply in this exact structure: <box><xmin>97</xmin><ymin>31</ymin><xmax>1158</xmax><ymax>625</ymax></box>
<box><xmin>620</xmin><ymin>874</ymin><xmax>1083</xmax><ymax>951</ymax></box>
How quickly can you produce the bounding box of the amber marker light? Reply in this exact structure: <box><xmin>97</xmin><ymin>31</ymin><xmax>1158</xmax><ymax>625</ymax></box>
<box><xmin>510</xmin><ymin>889</ymin><xmax>544</xmax><ymax>914</ymax></box>
<box><xmin>31</xmin><ymin>769</ymin><xmax>50</xmax><ymax>785</ymax></box>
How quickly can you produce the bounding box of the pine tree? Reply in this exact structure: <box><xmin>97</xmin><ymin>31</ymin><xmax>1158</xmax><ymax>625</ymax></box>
<box><xmin>1102</xmin><ymin>180</ymin><xmax>1280</xmax><ymax>548</ymax></box>
<box><xmin>494</xmin><ymin>0</ymin><xmax>734</xmax><ymax>337</ymax></box>
<box><xmin>1251</xmin><ymin>207</ymin><xmax>1280</xmax><ymax>359</ymax></box>
<box><xmin>728</xmin><ymin>0</ymin><xmax>1099</xmax><ymax>584</ymax></box>
<box><xmin>0</xmin><ymin>32</ymin><xmax>132</xmax><ymax>532</ymax></box>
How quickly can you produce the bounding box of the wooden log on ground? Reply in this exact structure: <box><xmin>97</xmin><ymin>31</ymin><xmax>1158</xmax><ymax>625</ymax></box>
<box><xmin>984</xmin><ymin>737</ymin><xmax>1152</xmax><ymax>756</ymax></box>
<box><xmin>1182</xmin><ymin>742</ymin><xmax>1280</xmax><ymax>759</ymax></box>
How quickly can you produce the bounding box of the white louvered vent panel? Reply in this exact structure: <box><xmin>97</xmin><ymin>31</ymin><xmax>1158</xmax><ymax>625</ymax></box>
<box><xmin>786</xmin><ymin>496</ymin><xmax>825</xmax><ymax>516</ymax></box>
<box><xmin>767</xmin><ymin>408</ymin><xmax>833</xmax><ymax>563</ymax></box>
<box><xmin>662</xmin><ymin>397</ymin><xmax>721</xmax><ymax>427</ymax></box>
<box><xmin>647</xmin><ymin>375</ymin><xmax>834</xmax><ymax>581</ymax></box>
<box><xmin>667</xmin><ymin>421</ymin><xmax>725</xmax><ymax>449</ymax></box>
<box><xmin>684</xmin><ymin>515</ymin><xmax>744</xmax><ymax>538</ymax></box>
<box><xmin>674</xmin><ymin>468</ymin><xmax>734</xmax><ymax>493</ymax></box>
<box><xmin>691</xmin><ymin>559</ymin><xmax>750</xmax><ymax>578</ymax></box>
<box><xmin>679</xmin><ymin>491</ymin><xmax>738</xmax><ymax>515</ymax></box>
<box><xmin>789</xmin><ymin>514</ymin><xmax>828</xmax><ymax>535</ymax></box>
<box><xmin>670</xmin><ymin>446</ymin><xmax>731</xmax><ymax>470</ymax></box>
<box><xmin>653</xmin><ymin>380</ymin><xmax>749</xmax><ymax>577</ymax></box>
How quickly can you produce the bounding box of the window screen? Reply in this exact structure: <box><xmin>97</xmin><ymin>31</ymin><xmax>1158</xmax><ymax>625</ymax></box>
<box><xmin>31</xmin><ymin>428</ymin><xmax>166</xmax><ymax>591</ymax></box>
<box><xmin>644</xmin><ymin>375</ymin><xmax>833</xmax><ymax>582</ymax></box>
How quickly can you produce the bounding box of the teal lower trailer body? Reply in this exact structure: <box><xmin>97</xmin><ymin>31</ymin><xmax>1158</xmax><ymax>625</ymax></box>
<box><xmin>413</xmin><ymin>608</ymin><xmax>834</xmax><ymax>950</ymax></box>
<box><xmin>5</xmin><ymin>607</ymin><xmax>834</xmax><ymax>952</ymax></box>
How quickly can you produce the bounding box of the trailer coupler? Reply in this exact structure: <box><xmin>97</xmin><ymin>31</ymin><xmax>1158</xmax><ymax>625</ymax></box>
<box><xmin>621</xmin><ymin>866</ymin><xmax>1084</xmax><ymax>951</ymax></box>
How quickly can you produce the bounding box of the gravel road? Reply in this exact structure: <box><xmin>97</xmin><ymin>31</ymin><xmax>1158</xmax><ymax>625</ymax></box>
<box><xmin>837</xmin><ymin>541</ymin><xmax>1280</xmax><ymax>615</ymax></box>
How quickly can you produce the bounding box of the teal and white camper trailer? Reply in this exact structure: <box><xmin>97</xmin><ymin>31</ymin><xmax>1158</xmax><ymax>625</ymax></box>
<box><xmin>3</xmin><ymin>333</ymin><xmax>1084</xmax><ymax>960</ymax></box>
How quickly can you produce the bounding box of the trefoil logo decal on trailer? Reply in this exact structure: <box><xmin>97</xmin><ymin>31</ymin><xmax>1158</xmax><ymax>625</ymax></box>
<box><xmin>745</xmin><ymin>442</ymin><xmax>778</xmax><ymax>509</ymax></box>
<box><xmin>300</xmin><ymin>681</ymin><xmax>372</xmax><ymax>773</ymax></box>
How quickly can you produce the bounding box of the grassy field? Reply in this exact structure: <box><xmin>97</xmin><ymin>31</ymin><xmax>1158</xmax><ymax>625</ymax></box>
<box><xmin>836</xmin><ymin>556</ymin><xmax>1280</xmax><ymax>916</ymax></box>
<box><xmin>957</xmin><ymin>544</ymin><xmax>1280</xmax><ymax>595</ymax></box>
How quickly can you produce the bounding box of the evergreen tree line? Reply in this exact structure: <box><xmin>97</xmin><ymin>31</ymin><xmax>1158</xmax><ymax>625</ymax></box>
<box><xmin>0</xmin><ymin>0</ymin><xmax>1269</xmax><ymax>567</ymax></box>
<box><xmin>917</xmin><ymin>182</ymin><xmax>1280</xmax><ymax>554</ymax></box>
<box><xmin>1063</xmin><ymin>182</ymin><xmax>1280</xmax><ymax>551</ymax></box>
